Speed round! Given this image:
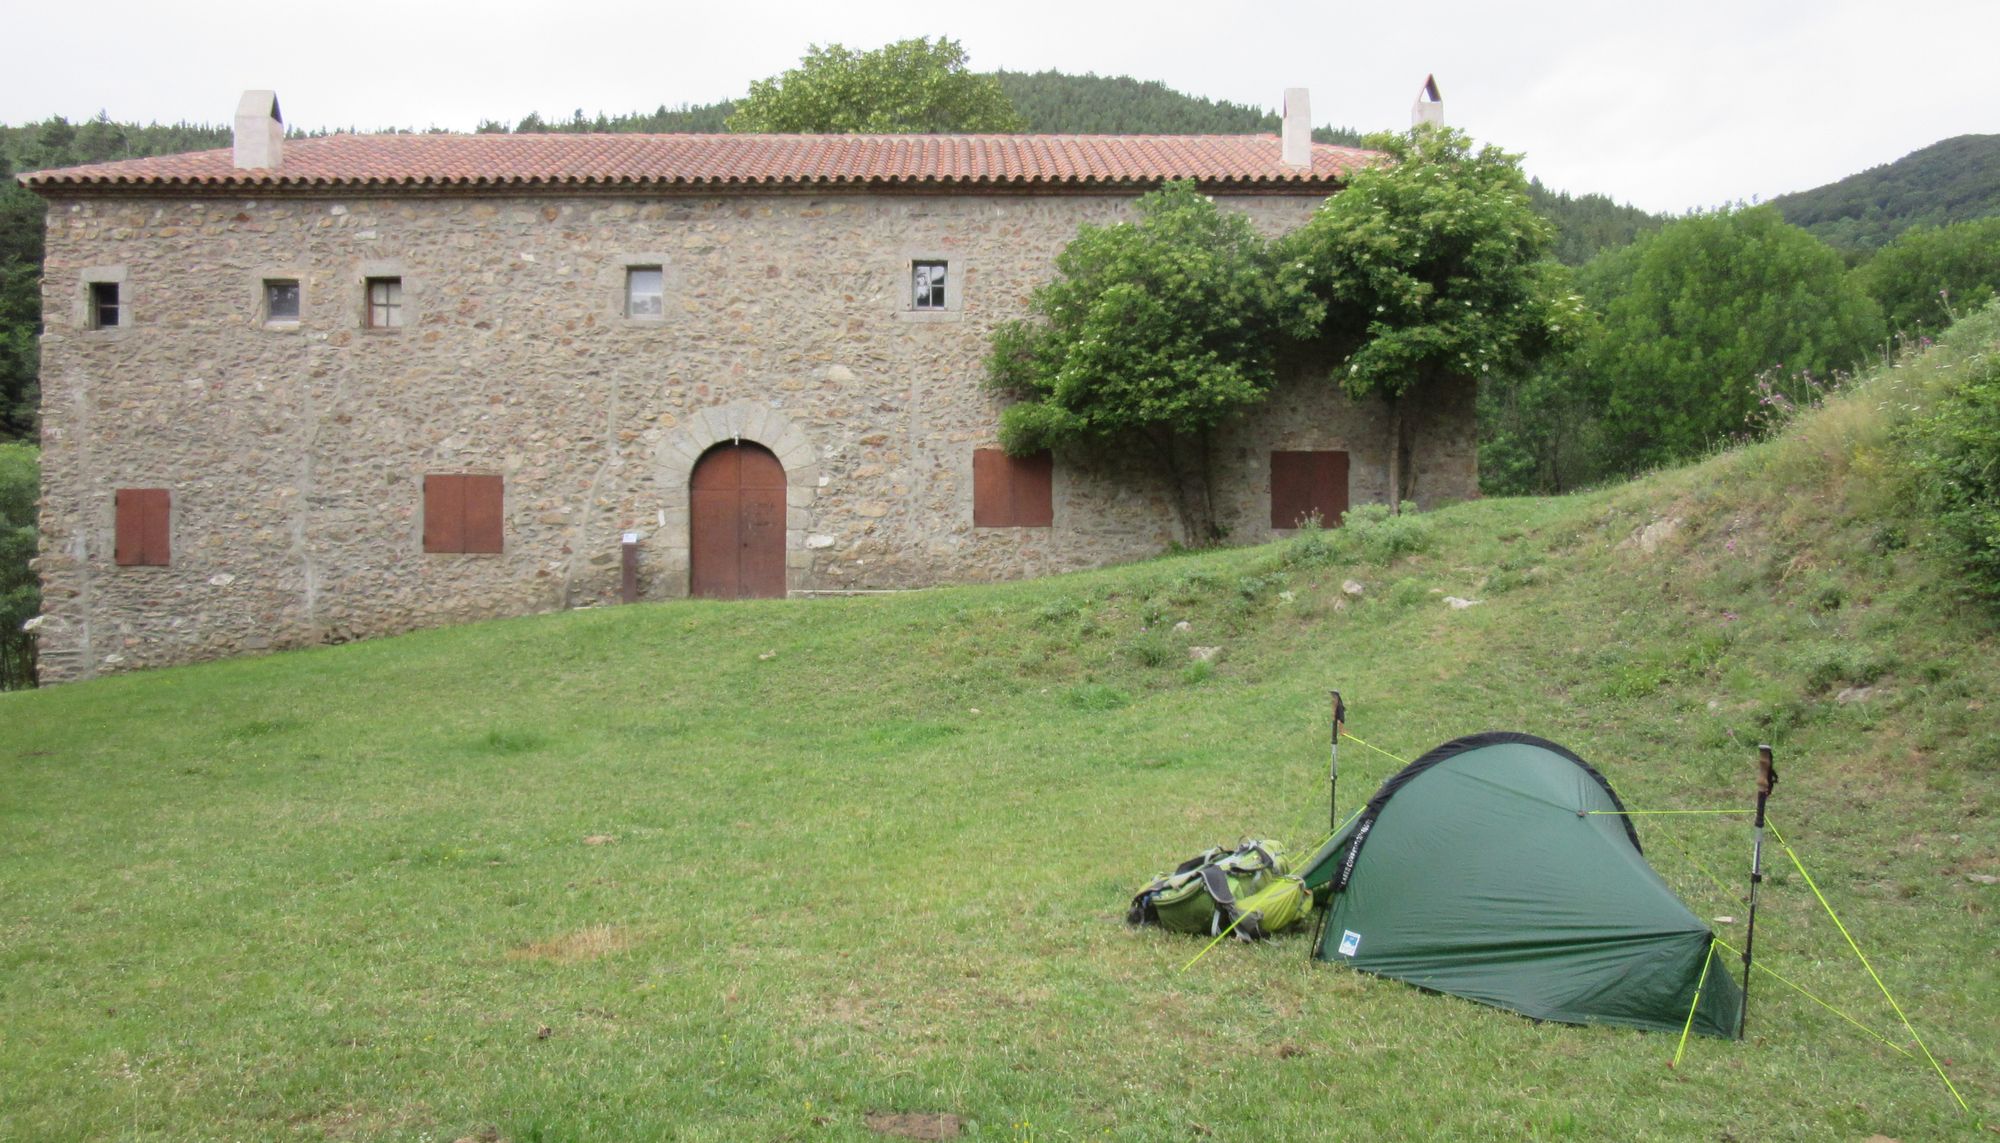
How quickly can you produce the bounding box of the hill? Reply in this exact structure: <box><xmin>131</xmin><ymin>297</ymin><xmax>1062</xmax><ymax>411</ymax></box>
<box><xmin>1770</xmin><ymin>134</ymin><xmax>2000</xmax><ymax>255</ymax></box>
<box><xmin>1526</xmin><ymin>177</ymin><xmax>1663</xmax><ymax>265</ymax></box>
<box><xmin>2</xmin><ymin>309</ymin><xmax>1993</xmax><ymax>1137</ymax></box>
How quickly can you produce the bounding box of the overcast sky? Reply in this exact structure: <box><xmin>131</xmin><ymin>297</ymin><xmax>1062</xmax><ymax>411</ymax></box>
<box><xmin>6</xmin><ymin>0</ymin><xmax>1996</xmax><ymax>214</ymax></box>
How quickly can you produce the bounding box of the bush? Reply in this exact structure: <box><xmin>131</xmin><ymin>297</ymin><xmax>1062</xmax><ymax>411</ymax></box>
<box><xmin>1345</xmin><ymin>503</ymin><xmax>1436</xmax><ymax>563</ymax></box>
<box><xmin>0</xmin><ymin>442</ymin><xmax>37</xmax><ymax>689</ymax></box>
<box><xmin>1904</xmin><ymin>349</ymin><xmax>2000</xmax><ymax>600</ymax></box>
<box><xmin>1855</xmin><ymin>218</ymin><xmax>2000</xmax><ymax>336</ymax></box>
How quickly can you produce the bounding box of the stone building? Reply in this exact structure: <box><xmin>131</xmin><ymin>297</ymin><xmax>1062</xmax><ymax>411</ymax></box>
<box><xmin>20</xmin><ymin>91</ymin><xmax>1478</xmax><ymax>682</ymax></box>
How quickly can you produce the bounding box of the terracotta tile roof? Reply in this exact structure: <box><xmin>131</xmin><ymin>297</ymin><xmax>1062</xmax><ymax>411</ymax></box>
<box><xmin>20</xmin><ymin>132</ymin><xmax>1375</xmax><ymax>194</ymax></box>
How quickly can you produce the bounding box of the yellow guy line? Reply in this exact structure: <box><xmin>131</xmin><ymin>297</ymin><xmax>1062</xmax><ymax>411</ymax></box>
<box><xmin>1672</xmin><ymin>941</ymin><xmax>1718</xmax><ymax>1068</ymax></box>
<box><xmin>1586</xmin><ymin>809</ymin><xmax>1746</xmax><ymax>816</ymax></box>
<box><xmin>1771</xmin><ymin>819</ymin><xmax>1969</xmax><ymax>1114</ymax></box>
<box><xmin>1338</xmin><ymin>730</ymin><xmax>1410</xmax><ymax>768</ymax></box>
<box><xmin>1180</xmin><ymin>910</ymin><xmax>1250</xmax><ymax>973</ymax></box>
<box><xmin>1709</xmin><ymin>935</ymin><xmax>1911</xmax><ymax>1058</ymax></box>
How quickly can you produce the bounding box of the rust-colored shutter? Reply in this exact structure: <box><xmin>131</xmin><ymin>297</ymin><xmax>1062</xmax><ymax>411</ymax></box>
<box><xmin>462</xmin><ymin>475</ymin><xmax>504</xmax><ymax>554</ymax></box>
<box><xmin>973</xmin><ymin>449</ymin><xmax>1053</xmax><ymax>527</ymax></box>
<box><xmin>690</xmin><ymin>444</ymin><xmax>788</xmax><ymax>599</ymax></box>
<box><xmin>1270</xmin><ymin>451</ymin><xmax>1350</xmax><ymax>529</ymax></box>
<box><xmin>114</xmin><ymin>488</ymin><xmax>170</xmax><ymax>566</ymax></box>
<box><xmin>425</xmin><ymin>474</ymin><xmax>505</xmax><ymax>553</ymax></box>
<box><xmin>423</xmin><ymin>474</ymin><xmax>465</xmax><ymax>553</ymax></box>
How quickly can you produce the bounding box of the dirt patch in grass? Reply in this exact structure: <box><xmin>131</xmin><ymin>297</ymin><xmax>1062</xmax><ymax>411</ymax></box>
<box><xmin>508</xmin><ymin>924</ymin><xmax>633</xmax><ymax>964</ymax></box>
<box><xmin>863</xmin><ymin>1111</ymin><xmax>963</xmax><ymax>1139</ymax></box>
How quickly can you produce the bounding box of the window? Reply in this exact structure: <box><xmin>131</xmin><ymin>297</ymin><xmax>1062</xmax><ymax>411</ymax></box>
<box><xmin>90</xmin><ymin>281</ymin><xmax>121</xmax><ymax>329</ymax></box>
<box><xmin>1270</xmin><ymin>450</ymin><xmax>1350</xmax><ymax>529</ymax></box>
<box><xmin>264</xmin><ymin>279</ymin><xmax>300</xmax><ymax>324</ymax></box>
<box><xmin>973</xmin><ymin>448</ymin><xmax>1053</xmax><ymax>528</ymax></box>
<box><xmin>114</xmin><ymin>488</ymin><xmax>170</xmax><ymax>566</ymax></box>
<box><xmin>365</xmin><ymin>277</ymin><xmax>403</xmax><ymax>329</ymax></box>
<box><xmin>626</xmin><ymin>266</ymin><xmax>664</xmax><ymax>318</ymax></box>
<box><xmin>913</xmin><ymin>261</ymin><xmax>948</xmax><ymax>310</ymax></box>
<box><xmin>423</xmin><ymin>474</ymin><xmax>504</xmax><ymax>554</ymax></box>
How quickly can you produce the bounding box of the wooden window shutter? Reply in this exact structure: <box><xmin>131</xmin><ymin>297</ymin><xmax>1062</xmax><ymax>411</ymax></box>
<box><xmin>114</xmin><ymin>488</ymin><xmax>171</xmax><ymax>566</ymax></box>
<box><xmin>462</xmin><ymin>474</ymin><xmax>504</xmax><ymax>553</ymax></box>
<box><xmin>425</xmin><ymin>474</ymin><xmax>504</xmax><ymax>553</ymax></box>
<box><xmin>973</xmin><ymin>449</ymin><xmax>1053</xmax><ymax>528</ymax></box>
<box><xmin>1270</xmin><ymin>451</ymin><xmax>1350</xmax><ymax>529</ymax></box>
<box><xmin>424</xmin><ymin>474</ymin><xmax>465</xmax><ymax>553</ymax></box>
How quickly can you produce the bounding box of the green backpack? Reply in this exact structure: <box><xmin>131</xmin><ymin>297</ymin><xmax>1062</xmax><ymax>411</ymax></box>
<box><xmin>1126</xmin><ymin>840</ymin><xmax>1313</xmax><ymax>940</ymax></box>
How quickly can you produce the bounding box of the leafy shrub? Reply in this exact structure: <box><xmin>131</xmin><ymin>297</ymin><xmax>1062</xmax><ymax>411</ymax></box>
<box><xmin>1281</xmin><ymin>504</ymin><xmax>1436</xmax><ymax>569</ymax></box>
<box><xmin>1345</xmin><ymin>503</ymin><xmax>1436</xmax><ymax>563</ymax></box>
<box><xmin>1855</xmin><ymin>218</ymin><xmax>2000</xmax><ymax>335</ymax></box>
<box><xmin>1125</xmin><ymin>631</ymin><xmax>1174</xmax><ymax>668</ymax></box>
<box><xmin>1903</xmin><ymin>349</ymin><xmax>2000</xmax><ymax>601</ymax></box>
<box><xmin>0</xmin><ymin>442</ymin><xmax>37</xmax><ymax>689</ymax></box>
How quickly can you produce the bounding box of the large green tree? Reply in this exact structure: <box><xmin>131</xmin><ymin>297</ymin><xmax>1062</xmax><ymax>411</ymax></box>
<box><xmin>986</xmin><ymin>180</ymin><xmax>1321</xmax><ymax>543</ymax></box>
<box><xmin>1854</xmin><ymin>217</ymin><xmax>2000</xmax><ymax>336</ymax></box>
<box><xmin>1282</xmin><ymin>126</ymin><xmax>1582</xmax><ymax>509</ymax></box>
<box><xmin>727</xmin><ymin>38</ymin><xmax>1023</xmax><ymax>134</ymax></box>
<box><xmin>1581</xmin><ymin>206</ymin><xmax>1881</xmax><ymax>469</ymax></box>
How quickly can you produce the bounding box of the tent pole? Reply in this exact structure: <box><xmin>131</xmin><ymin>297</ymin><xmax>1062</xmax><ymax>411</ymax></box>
<box><xmin>1328</xmin><ymin>689</ymin><xmax>1345</xmax><ymax>833</ymax></box>
<box><xmin>1738</xmin><ymin>743</ymin><xmax>1777</xmax><ymax>1040</ymax></box>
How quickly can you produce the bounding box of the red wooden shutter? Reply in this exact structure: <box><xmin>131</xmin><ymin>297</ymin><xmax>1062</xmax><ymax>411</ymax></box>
<box><xmin>424</xmin><ymin>475</ymin><xmax>464</xmax><ymax>553</ymax></box>
<box><xmin>973</xmin><ymin>449</ymin><xmax>1053</xmax><ymax>528</ymax></box>
<box><xmin>115</xmin><ymin>488</ymin><xmax>171</xmax><ymax>566</ymax></box>
<box><xmin>462</xmin><ymin>475</ymin><xmax>504</xmax><ymax>553</ymax></box>
<box><xmin>425</xmin><ymin>474</ymin><xmax>504</xmax><ymax>553</ymax></box>
<box><xmin>1270</xmin><ymin>451</ymin><xmax>1350</xmax><ymax>529</ymax></box>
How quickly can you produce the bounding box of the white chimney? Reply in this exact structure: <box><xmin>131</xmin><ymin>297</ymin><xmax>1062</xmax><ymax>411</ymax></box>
<box><xmin>1412</xmin><ymin>75</ymin><xmax>1443</xmax><ymax>128</ymax></box>
<box><xmin>1281</xmin><ymin>88</ymin><xmax>1312</xmax><ymax>168</ymax></box>
<box><xmin>233</xmin><ymin>90</ymin><xmax>283</xmax><ymax>170</ymax></box>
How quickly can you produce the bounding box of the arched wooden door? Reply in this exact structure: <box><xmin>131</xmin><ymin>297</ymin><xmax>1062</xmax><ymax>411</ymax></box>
<box><xmin>690</xmin><ymin>442</ymin><xmax>787</xmax><ymax>599</ymax></box>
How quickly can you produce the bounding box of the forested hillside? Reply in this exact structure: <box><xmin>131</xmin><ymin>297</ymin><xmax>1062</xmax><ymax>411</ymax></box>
<box><xmin>477</xmin><ymin>71</ymin><xmax>1364</xmax><ymax>143</ymax></box>
<box><xmin>994</xmin><ymin>70</ymin><xmax>1362</xmax><ymax>144</ymax></box>
<box><xmin>1770</xmin><ymin>134</ymin><xmax>2000</xmax><ymax>255</ymax></box>
<box><xmin>1526</xmin><ymin>179</ymin><xmax>1662</xmax><ymax>266</ymax></box>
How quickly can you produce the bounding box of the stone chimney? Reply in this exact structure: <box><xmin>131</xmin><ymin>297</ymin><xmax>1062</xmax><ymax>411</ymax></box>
<box><xmin>233</xmin><ymin>90</ymin><xmax>283</xmax><ymax>170</ymax></box>
<box><xmin>1412</xmin><ymin>75</ymin><xmax>1443</xmax><ymax>128</ymax></box>
<box><xmin>1281</xmin><ymin>88</ymin><xmax>1312</xmax><ymax>167</ymax></box>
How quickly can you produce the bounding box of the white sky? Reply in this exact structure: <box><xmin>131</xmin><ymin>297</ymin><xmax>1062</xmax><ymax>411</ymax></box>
<box><xmin>5</xmin><ymin>0</ymin><xmax>1996</xmax><ymax>215</ymax></box>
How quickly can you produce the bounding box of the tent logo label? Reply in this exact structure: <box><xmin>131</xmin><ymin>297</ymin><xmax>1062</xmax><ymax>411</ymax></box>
<box><xmin>1338</xmin><ymin>930</ymin><xmax>1362</xmax><ymax>957</ymax></box>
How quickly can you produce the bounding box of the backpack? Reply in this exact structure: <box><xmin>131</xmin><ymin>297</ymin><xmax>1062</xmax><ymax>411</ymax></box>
<box><xmin>1126</xmin><ymin>839</ymin><xmax>1313</xmax><ymax>940</ymax></box>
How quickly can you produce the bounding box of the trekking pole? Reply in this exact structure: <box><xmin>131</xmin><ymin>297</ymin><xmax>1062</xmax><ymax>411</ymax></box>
<box><xmin>1328</xmin><ymin>690</ymin><xmax>1346</xmax><ymax>833</ymax></box>
<box><xmin>1738</xmin><ymin>743</ymin><xmax>1777</xmax><ymax>1040</ymax></box>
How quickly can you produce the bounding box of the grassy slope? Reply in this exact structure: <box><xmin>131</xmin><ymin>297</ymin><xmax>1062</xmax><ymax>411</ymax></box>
<box><xmin>3</xmin><ymin>328</ymin><xmax>1997</xmax><ymax>1141</ymax></box>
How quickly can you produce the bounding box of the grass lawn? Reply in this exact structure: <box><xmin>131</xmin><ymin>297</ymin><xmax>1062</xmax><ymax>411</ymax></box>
<box><xmin>4</xmin><ymin>345</ymin><xmax>1997</xmax><ymax>1139</ymax></box>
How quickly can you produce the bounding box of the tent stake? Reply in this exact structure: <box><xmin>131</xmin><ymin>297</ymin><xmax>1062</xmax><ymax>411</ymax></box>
<box><xmin>1738</xmin><ymin>743</ymin><xmax>1777</xmax><ymax>1040</ymax></box>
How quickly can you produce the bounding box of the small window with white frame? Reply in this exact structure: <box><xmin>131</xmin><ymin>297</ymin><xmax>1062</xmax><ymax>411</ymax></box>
<box><xmin>912</xmin><ymin>261</ymin><xmax>948</xmax><ymax>310</ymax></box>
<box><xmin>264</xmin><ymin>279</ymin><xmax>301</xmax><ymax>325</ymax></box>
<box><xmin>365</xmin><ymin>276</ymin><xmax>403</xmax><ymax>329</ymax></box>
<box><xmin>626</xmin><ymin>266</ymin><xmax>664</xmax><ymax>319</ymax></box>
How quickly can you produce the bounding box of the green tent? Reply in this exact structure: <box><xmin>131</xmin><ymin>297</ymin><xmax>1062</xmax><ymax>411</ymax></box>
<box><xmin>1300</xmin><ymin>731</ymin><xmax>1742</xmax><ymax>1038</ymax></box>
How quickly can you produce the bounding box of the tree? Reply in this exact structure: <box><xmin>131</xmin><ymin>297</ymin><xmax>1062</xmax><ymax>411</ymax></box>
<box><xmin>985</xmin><ymin>180</ymin><xmax>1321</xmax><ymax>544</ymax></box>
<box><xmin>0</xmin><ymin>442</ymin><xmax>37</xmax><ymax>688</ymax></box>
<box><xmin>1854</xmin><ymin>217</ymin><xmax>2000</xmax><ymax>336</ymax></box>
<box><xmin>1281</xmin><ymin>125</ymin><xmax>1581</xmax><ymax>509</ymax></box>
<box><xmin>728</xmin><ymin>37</ymin><xmax>1023</xmax><ymax>134</ymax></box>
<box><xmin>1581</xmin><ymin>206</ymin><xmax>1881</xmax><ymax>469</ymax></box>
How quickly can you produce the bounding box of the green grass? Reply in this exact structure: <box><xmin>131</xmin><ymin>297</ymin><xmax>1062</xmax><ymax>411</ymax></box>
<box><xmin>5</xmin><ymin>337</ymin><xmax>2000</xmax><ymax>1139</ymax></box>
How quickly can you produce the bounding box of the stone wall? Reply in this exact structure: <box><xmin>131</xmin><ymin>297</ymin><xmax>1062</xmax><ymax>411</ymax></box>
<box><xmin>32</xmin><ymin>189</ymin><xmax>1477</xmax><ymax>681</ymax></box>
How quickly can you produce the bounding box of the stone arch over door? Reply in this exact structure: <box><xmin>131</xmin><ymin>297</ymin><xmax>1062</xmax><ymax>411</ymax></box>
<box><xmin>655</xmin><ymin>401</ymin><xmax>819</xmax><ymax>598</ymax></box>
